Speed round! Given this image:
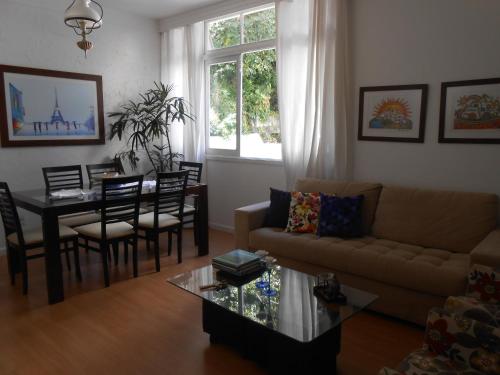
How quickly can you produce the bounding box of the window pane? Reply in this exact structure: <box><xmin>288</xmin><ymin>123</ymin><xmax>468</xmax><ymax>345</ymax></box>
<box><xmin>208</xmin><ymin>16</ymin><xmax>240</xmax><ymax>50</ymax></box>
<box><xmin>241</xmin><ymin>49</ymin><xmax>281</xmax><ymax>159</ymax></box>
<box><xmin>209</xmin><ymin>61</ymin><xmax>237</xmax><ymax>150</ymax></box>
<box><xmin>243</xmin><ymin>7</ymin><xmax>276</xmax><ymax>44</ymax></box>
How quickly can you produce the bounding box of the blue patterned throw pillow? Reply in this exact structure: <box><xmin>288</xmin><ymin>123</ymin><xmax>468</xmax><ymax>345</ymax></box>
<box><xmin>317</xmin><ymin>194</ymin><xmax>364</xmax><ymax>238</ymax></box>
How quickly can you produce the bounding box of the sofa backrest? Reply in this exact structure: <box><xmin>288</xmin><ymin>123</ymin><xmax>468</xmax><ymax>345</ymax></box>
<box><xmin>295</xmin><ymin>178</ymin><xmax>383</xmax><ymax>234</ymax></box>
<box><xmin>372</xmin><ymin>185</ymin><xmax>498</xmax><ymax>253</ymax></box>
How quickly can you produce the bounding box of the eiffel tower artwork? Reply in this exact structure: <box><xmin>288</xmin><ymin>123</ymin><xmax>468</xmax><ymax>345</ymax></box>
<box><xmin>50</xmin><ymin>88</ymin><xmax>65</xmax><ymax>124</ymax></box>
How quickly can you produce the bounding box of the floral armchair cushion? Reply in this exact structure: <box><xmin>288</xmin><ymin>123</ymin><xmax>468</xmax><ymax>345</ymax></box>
<box><xmin>285</xmin><ymin>192</ymin><xmax>321</xmax><ymax>233</ymax></box>
<box><xmin>424</xmin><ymin>308</ymin><xmax>500</xmax><ymax>374</ymax></box>
<box><xmin>445</xmin><ymin>296</ymin><xmax>500</xmax><ymax>328</ymax></box>
<box><xmin>467</xmin><ymin>265</ymin><xmax>500</xmax><ymax>304</ymax></box>
<box><xmin>379</xmin><ymin>349</ymin><xmax>485</xmax><ymax>375</ymax></box>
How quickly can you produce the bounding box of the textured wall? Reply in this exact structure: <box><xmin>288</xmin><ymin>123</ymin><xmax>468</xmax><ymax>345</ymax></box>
<box><xmin>0</xmin><ymin>0</ymin><xmax>160</xmax><ymax>245</ymax></box>
<box><xmin>351</xmin><ymin>0</ymin><xmax>500</xmax><ymax>211</ymax></box>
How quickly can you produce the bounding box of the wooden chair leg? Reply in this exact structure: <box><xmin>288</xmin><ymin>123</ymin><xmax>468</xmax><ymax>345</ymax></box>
<box><xmin>193</xmin><ymin>214</ymin><xmax>199</xmax><ymax>247</ymax></box>
<box><xmin>73</xmin><ymin>238</ymin><xmax>82</xmax><ymax>282</ymax></box>
<box><xmin>132</xmin><ymin>237</ymin><xmax>138</xmax><ymax>278</ymax></box>
<box><xmin>6</xmin><ymin>245</ymin><xmax>16</xmax><ymax>285</ymax></box>
<box><xmin>146</xmin><ymin>238</ymin><xmax>151</xmax><ymax>253</ymax></box>
<box><xmin>108</xmin><ymin>244</ymin><xmax>112</xmax><ymax>263</ymax></box>
<box><xmin>64</xmin><ymin>241</ymin><xmax>71</xmax><ymax>271</ymax></box>
<box><xmin>112</xmin><ymin>242</ymin><xmax>119</xmax><ymax>266</ymax></box>
<box><xmin>124</xmin><ymin>240</ymin><xmax>128</xmax><ymax>265</ymax></box>
<box><xmin>154</xmin><ymin>232</ymin><xmax>160</xmax><ymax>272</ymax></box>
<box><xmin>20</xmin><ymin>250</ymin><xmax>28</xmax><ymax>295</ymax></box>
<box><xmin>85</xmin><ymin>239</ymin><xmax>89</xmax><ymax>254</ymax></box>
<box><xmin>101</xmin><ymin>242</ymin><xmax>110</xmax><ymax>287</ymax></box>
<box><xmin>167</xmin><ymin>232</ymin><xmax>172</xmax><ymax>256</ymax></box>
<box><xmin>177</xmin><ymin>227</ymin><xmax>183</xmax><ymax>264</ymax></box>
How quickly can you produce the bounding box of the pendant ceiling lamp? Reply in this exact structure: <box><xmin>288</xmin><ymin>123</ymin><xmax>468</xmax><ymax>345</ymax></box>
<box><xmin>64</xmin><ymin>0</ymin><xmax>103</xmax><ymax>57</ymax></box>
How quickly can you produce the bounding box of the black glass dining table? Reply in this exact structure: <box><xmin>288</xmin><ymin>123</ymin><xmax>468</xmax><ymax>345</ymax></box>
<box><xmin>12</xmin><ymin>183</ymin><xmax>209</xmax><ymax>304</ymax></box>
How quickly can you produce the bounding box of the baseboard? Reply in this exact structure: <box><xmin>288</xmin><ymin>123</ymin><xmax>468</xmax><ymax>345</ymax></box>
<box><xmin>209</xmin><ymin>222</ymin><xmax>234</xmax><ymax>233</ymax></box>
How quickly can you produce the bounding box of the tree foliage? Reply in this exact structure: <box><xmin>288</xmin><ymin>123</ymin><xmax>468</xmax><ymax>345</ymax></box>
<box><xmin>208</xmin><ymin>8</ymin><xmax>279</xmax><ymax>143</ymax></box>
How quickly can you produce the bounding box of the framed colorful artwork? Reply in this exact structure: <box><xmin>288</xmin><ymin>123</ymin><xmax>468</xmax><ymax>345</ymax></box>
<box><xmin>358</xmin><ymin>84</ymin><xmax>428</xmax><ymax>143</ymax></box>
<box><xmin>0</xmin><ymin>64</ymin><xmax>104</xmax><ymax>147</ymax></box>
<box><xmin>439</xmin><ymin>78</ymin><xmax>500</xmax><ymax>144</ymax></box>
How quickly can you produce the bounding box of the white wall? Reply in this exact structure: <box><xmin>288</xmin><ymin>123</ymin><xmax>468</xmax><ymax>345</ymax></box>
<box><xmin>0</xmin><ymin>0</ymin><xmax>160</xmax><ymax>245</ymax></box>
<box><xmin>207</xmin><ymin>158</ymin><xmax>285</xmax><ymax>231</ymax></box>
<box><xmin>351</xmin><ymin>0</ymin><xmax>500</xmax><ymax>201</ymax></box>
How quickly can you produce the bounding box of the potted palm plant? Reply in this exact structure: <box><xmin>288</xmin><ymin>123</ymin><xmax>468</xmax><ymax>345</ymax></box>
<box><xmin>108</xmin><ymin>82</ymin><xmax>193</xmax><ymax>175</ymax></box>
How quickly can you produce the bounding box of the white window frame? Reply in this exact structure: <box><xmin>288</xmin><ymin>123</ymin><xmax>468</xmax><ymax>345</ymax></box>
<box><xmin>204</xmin><ymin>4</ymin><xmax>280</xmax><ymax>160</ymax></box>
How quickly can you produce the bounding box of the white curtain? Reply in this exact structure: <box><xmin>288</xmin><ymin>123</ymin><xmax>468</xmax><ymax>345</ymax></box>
<box><xmin>277</xmin><ymin>0</ymin><xmax>351</xmax><ymax>189</ymax></box>
<box><xmin>161</xmin><ymin>22</ymin><xmax>206</xmax><ymax>164</ymax></box>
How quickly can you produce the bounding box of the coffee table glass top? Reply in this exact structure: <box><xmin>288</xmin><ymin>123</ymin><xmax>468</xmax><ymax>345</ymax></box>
<box><xmin>168</xmin><ymin>265</ymin><xmax>378</xmax><ymax>343</ymax></box>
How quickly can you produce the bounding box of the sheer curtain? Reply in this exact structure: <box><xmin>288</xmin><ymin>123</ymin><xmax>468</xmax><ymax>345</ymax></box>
<box><xmin>161</xmin><ymin>22</ymin><xmax>206</xmax><ymax>164</ymax></box>
<box><xmin>277</xmin><ymin>0</ymin><xmax>351</xmax><ymax>189</ymax></box>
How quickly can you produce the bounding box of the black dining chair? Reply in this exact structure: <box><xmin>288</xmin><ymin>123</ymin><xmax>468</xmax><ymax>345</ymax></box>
<box><xmin>134</xmin><ymin>171</ymin><xmax>188</xmax><ymax>268</ymax></box>
<box><xmin>86</xmin><ymin>161</ymin><xmax>123</xmax><ymax>189</ymax></box>
<box><xmin>178</xmin><ymin>161</ymin><xmax>203</xmax><ymax>246</ymax></box>
<box><xmin>73</xmin><ymin>175</ymin><xmax>143</xmax><ymax>287</ymax></box>
<box><xmin>42</xmin><ymin>165</ymin><xmax>101</xmax><ymax>229</ymax></box>
<box><xmin>0</xmin><ymin>182</ymin><xmax>81</xmax><ymax>294</ymax></box>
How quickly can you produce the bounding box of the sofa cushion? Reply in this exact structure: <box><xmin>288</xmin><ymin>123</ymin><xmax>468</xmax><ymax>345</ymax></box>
<box><xmin>249</xmin><ymin>228</ymin><xmax>469</xmax><ymax>297</ymax></box>
<box><xmin>285</xmin><ymin>192</ymin><xmax>321</xmax><ymax>233</ymax></box>
<box><xmin>295</xmin><ymin>178</ymin><xmax>382</xmax><ymax>234</ymax></box>
<box><xmin>264</xmin><ymin>188</ymin><xmax>291</xmax><ymax>229</ymax></box>
<box><xmin>318</xmin><ymin>193</ymin><xmax>364</xmax><ymax>238</ymax></box>
<box><xmin>372</xmin><ymin>185</ymin><xmax>498</xmax><ymax>254</ymax></box>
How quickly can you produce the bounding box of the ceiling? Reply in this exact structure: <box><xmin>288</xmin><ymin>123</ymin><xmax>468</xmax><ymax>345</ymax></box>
<box><xmin>103</xmin><ymin>0</ymin><xmax>225</xmax><ymax>19</ymax></box>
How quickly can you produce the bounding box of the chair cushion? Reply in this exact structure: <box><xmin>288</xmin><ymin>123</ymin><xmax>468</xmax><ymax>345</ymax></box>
<box><xmin>59</xmin><ymin>212</ymin><xmax>101</xmax><ymax>227</ymax></box>
<box><xmin>249</xmin><ymin>228</ymin><xmax>470</xmax><ymax>296</ymax></box>
<box><xmin>445</xmin><ymin>296</ymin><xmax>500</xmax><ymax>328</ymax></box>
<box><xmin>7</xmin><ymin>225</ymin><xmax>77</xmax><ymax>246</ymax></box>
<box><xmin>295</xmin><ymin>178</ymin><xmax>382</xmax><ymax>234</ymax></box>
<box><xmin>132</xmin><ymin>212</ymin><xmax>180</xmax><ymax>229</ymax></box>
<box><xmin>372</xmin><ymin>185</ymin><xmax>498</xmax><ymax>253</ymax></box>
<box><xmin>74</xmin><ymin>222</ymin><xmax>134</xmax><ymax>240</ymax></box>
<box><xmin>394</xmin><ymin>349</ymin><xmax>483</xmax><ymax>375</ymax></box>
<box><xmin>468</xmin><ymin>264</ymin><xmax>500</xmax><ymax>304</ymax></box>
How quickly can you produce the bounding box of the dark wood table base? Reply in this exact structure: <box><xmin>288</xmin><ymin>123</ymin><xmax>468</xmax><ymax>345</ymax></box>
<box><xmin>202</xmin><ymin>300</ymin><xmax>341</xmax><ymax>374</ymax></box>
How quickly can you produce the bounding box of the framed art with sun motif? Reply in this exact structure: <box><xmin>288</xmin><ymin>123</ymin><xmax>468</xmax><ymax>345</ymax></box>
<box><xmin>358</xmin><ymin>84</ymin><xmax>428</xmax><ymax>143</ymax></box>
<box><xmin>439</xmin><ymin>78</ymin><xmax>500</xmax><ymax>144</ymax></box>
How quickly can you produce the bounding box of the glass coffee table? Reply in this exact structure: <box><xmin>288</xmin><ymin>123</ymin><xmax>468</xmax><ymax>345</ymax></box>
<box><xmin>168</xmin><ymin>264</ymin><xmax>377</xmax><ymax>373</ymax></box>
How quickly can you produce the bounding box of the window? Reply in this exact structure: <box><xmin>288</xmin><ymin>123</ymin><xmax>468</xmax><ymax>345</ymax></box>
<box><xmin>205</xmin><ymin>5</ymin><xmax>281</xmax><ymax>160</ymax></box>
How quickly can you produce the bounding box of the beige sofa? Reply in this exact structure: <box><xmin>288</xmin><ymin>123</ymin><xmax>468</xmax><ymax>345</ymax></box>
<box><xmin>234</xmin><ymin>178</ymin><xmax>500</xmax><ymax>325</ymax></box>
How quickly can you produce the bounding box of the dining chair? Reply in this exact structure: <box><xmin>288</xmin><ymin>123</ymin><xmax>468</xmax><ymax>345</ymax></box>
<box><xmin>74</xmin><ymin>175</ymin><xmax>143</xmax><ymax>287</ymax></box>
<box><xmin>178</xmin><ymin>161</ymin><xmax>203</xmax><ymax>246</ymax></box>
<box><xmin>134</xmin><ymin>171</ymin><xmax>188</xmax><ymax>268</ymax></box>
<box><xmin>86</xmin><ymin>161</ymin><xmax>123</xmax><ymax>189</ymax></box>
<box><xmin>0</xmin><ymin>181</ymin><xmax>81</xmax><ymax>295</ymax></box>
<box><xmin>42</xmin><ymin>165</ymin><xmax>101</xmax><ymax>229</ymax></box>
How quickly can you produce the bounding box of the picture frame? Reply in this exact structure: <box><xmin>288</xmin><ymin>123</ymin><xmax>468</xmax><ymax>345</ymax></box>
<box><xmin>358</xmin><ymin>84</ymin><xmax>428</xmax><ymax>143</ymax></box>
<box><xmin>0</xmin><ymin>64</ymin><xmax>105</xmax><ymax>147</ymax></box>
<box><xmin>439</xmin><ymin>78</ymin><xmax>500</xmax><ymax>144</ymax></box>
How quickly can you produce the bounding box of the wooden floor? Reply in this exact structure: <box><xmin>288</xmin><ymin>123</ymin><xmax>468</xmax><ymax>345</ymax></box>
<box><xmin>0</xmin><ymin>229</ymin><xmax>423</xmax><ymax>374</ymax></box>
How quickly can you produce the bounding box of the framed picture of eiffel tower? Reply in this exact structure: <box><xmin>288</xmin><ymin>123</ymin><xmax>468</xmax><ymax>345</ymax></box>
<box><xmin>0</xmin><ymin>64</ymin><xmax>104</xmax><ymax>147</ymax></box>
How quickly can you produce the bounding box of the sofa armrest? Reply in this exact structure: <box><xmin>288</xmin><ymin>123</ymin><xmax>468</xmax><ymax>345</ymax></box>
<box><xmin>424</xmin><ymin>307</ymin><xmax>500</xmax><ymax>369</ymax></box>
<box><xmin>234</xmin><ymin>201</ymin><xmax>270</xmax><ymax>250</ymax></box>
<box><xmin>471</xmin><ymin>228</ymin><xmax>500</xmax><ymax>269</ymax></box>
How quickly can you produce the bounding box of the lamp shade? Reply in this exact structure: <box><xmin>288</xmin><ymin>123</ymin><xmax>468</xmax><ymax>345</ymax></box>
<box><xmin>64</xmin><ymin>0</ymin><xmax>102</xmax><ymax>30</ymax></box>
